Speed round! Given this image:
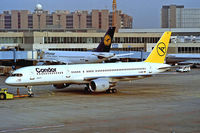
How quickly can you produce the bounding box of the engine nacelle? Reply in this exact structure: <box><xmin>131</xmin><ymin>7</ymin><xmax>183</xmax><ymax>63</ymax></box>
<box><xmin>53</xmin><ymin>83</ymin><xmax>70</xmax><ymax>89</ymax></box>
<box><xmin>89</xmin><ymin>79</ymin><xmax>110</xmax><ymax>92</ymax></box>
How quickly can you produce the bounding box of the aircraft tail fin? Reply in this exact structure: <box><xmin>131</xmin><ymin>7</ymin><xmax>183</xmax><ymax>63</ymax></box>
<box><xmin>94</xmin><ymin>27</ymin><xmax>116</xmax><ymax>52</ymax></box>
<box><xmin>144</xmin><ymin>31</ymin><xmax>172</xmax><ymax>64</ymax></box>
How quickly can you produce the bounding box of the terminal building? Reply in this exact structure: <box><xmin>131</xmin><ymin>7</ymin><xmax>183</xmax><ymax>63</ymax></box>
<box><xmin>161</xmin><ymin>5</ymin><xmax>200</xmax><ymax>28</ymax></box>
<box><xmin>0</xmin><ymin>4</ymin><xmax>132</xmax><ymax>31</ymax></box>
<box><xmin>0</xmin><ymin>4</ymin><xmax>200</xmax><ymax>62</ymax></box>
<box><xmin>0</xmin><ymin>28</ymin><xmax>200</xmax><ymax>54</ymax></box>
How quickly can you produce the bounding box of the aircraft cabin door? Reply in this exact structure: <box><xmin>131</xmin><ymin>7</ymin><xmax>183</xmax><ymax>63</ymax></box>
<box><xmin>30</xmin><ymin>71</ymin><xmax>35</xmax><ymax>80</ymax></box>
<box><xmin>65</xmin><ymin>70</ymin><xmax>71</xmax><ymax>79</ymax></box>
<box><xmin>149</xmin><ymin>65</ymin><xmax>152</xmax><ymax>73</ymax></box>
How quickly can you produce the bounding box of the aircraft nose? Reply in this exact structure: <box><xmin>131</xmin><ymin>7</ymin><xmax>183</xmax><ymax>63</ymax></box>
<box><xmin>5</xmin><ymin>77</ymin><xmax>12</xmax><ymax>85</ymax></box>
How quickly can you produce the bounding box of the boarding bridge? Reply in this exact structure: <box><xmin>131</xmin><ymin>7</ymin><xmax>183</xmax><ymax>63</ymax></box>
<box><xmin>0</xmin><ymin>51</ymin><xmax>38</xmax><ymax>60</ymax></box>
<box><xmin>0</xmin><ymin>50</ymin><xmax>149</xmax><ymax>61</ymax></box>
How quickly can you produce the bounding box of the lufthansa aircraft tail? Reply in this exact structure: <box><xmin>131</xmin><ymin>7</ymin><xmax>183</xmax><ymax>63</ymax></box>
<box><xmin>94</xmin><ymin>27</ymin><xmax>116</xmax><ymax>52</ymax></box>
<box><xmin>144</xmin><ymin>31</ymin><xmax>172</xmax><ymax>64</ymax></box>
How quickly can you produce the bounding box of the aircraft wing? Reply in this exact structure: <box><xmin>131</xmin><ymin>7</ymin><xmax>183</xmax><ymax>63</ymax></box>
<box><xmin>167</xmin><ymin>54</ymin><xmax>200</xmax><ymax>65</ymax></box>
<box><xmin>158</xmin><ymin>65</ymin><xmax>191</xmax><ymax>70</ymax></box>
<box><xmin>92</xmin><ymin>53</ymin><xmax>114</xmax><ymax>59</ymax></box>
<box><xmin>178</xmin><ymin>59</ymin><xmax>200</xmax><ymax>64</ymax></box>
<box><xmin>92</xmin><ymin>53</ymin><xmax>134</xmax><ymax>60</ymax></box>
<box><xmin>83</xmin><ymin>74</ymin><xmax>152</xmax><ymax>81</ymax></box>
<box><xmin>111</xmin><ymin>53</ymin><xmax>134</xmax><ymax>59</ymax></box>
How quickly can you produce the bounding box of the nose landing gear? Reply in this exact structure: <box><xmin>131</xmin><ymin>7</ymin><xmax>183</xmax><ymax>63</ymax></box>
<box><xmin>27</xmin><ymin>86</ymin><xmax>34</xmax><ymax>97</ymax></box>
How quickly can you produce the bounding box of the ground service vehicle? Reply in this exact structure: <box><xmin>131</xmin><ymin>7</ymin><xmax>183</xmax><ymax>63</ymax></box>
<box><xmin>176</xmin><ymin>66</ymin><xmax>191</xmax><ymax>72</ymax></box>
<box><xmin>0</xmin><ymin>88</ymin><xmax>14</xmax><ymax>100</ymax></box>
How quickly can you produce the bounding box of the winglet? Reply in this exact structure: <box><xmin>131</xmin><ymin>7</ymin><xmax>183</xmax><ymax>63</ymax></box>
<box><xmin>94</xmin><ymin>27</ymin><xmax>116</xmax><ymax>52</ymax></box>
<box><xmin>144</xmin><ymin>31</ymin><xmax>172</xmax><ymax>64</ymax></box>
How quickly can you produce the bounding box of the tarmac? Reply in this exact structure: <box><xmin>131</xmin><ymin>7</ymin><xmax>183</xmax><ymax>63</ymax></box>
<box><xmin>0</xmin><ymin>69</ymin><xmax>200</xmax><ymax>133</ymax></box>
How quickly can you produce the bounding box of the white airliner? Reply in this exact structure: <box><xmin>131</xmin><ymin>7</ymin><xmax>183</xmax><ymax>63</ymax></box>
<box><xmin>5</xmin><ymin>31</ymin><xmax>172</xmax><ymax>95</ymax></box>
<box><xmin>40</xmin><ymin>50</ymin><xmax>129</xmax><ymax>64</ymax></box>
<box><xmin>167</xmin><ymin>54</ymin><xmax>200</xmax><ymax>67</ymax></box>
<box><xmin>35</xmin><ymin>27</ymin><xmax>130</xmax><ymax>64</ymax></box>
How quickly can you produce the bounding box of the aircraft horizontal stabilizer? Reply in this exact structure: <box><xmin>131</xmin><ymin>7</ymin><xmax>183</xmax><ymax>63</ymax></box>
<box><xmin>158</xmin><ymin>65</ymin><xmax>191</xmax><ymax>70</ymax></box>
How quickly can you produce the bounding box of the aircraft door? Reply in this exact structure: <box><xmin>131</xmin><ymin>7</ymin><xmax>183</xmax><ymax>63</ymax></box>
<box><xmin>148</xmin><ymin>64</ymin><xmax>152</xmax><ymax>74</ymax></box>
<box><xmin>65</xmin><ymin>70</ymin><xmax>71</xmax><ymax>79</ymax></box>
<box><xmin>30</xmin><ymin>71</ymin><xmax>35</xmax><ymax>80</ymax></box>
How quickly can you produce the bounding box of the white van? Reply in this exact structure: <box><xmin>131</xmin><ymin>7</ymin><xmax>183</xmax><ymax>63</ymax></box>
<box><xmin>176</xmin><ymin>65</ymin><xmax>191</xmax><ymax>72</ymax></box>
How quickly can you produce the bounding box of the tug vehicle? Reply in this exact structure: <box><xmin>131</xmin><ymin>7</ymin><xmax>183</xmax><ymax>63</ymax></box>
<box><xmin>0</xmin><ymin>88</ymin><xmax>30</xmax><ymax>100</ymax></box>
<box><xmin>0</xmin><ymin>88</ymin><xmax>14</xmax><ymax>100</ymax></box>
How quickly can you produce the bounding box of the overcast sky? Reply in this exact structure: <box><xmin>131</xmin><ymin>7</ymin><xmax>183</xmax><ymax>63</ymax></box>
<box><xmin>1</xmin><ymin>0</ymin><xmax>200</xmax><ymax>28</ymax></box>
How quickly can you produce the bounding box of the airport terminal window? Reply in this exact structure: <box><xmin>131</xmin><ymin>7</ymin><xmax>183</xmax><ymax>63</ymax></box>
<box><xmin>0</xmin><ymin>37</ymin><xmax>23</xmax><ymax>44</ymax></box>
<box><xmin>46</xmin><ymin>15</ymin><xmax>53</xmax><ymax>26</ymax></box>
<box><xmin>49</xmin><ymin>48</ymin><xmax>87</xmax><ymax>51</ymax></box>
<box><xmin>66</xmin><ymin>15</ymin><xmax>73</xmax><ymax>28</ymax></box>
<box><xmin>178</xmin><ymin>47</ymin><xmax>200</xmax><ymax>53</ymax></box>
<box><xmin>28</xmin><ymin>15</ymin><xmax>33</xmax><ymax>28</ymax></box>
<box><xmin>111</xmin><ymin>47</ymin><xmax>144</xmax><ymax>51</ymax></box>
<box><xmin>86</xmin><ymin>15</ymin><xmax>92</xmax><ymax>28</ymax></box>
<box><xmin>4</xmin><ymin>15</ymin><xmax>11</xmax><ymax>29</ymax></box>
<box><xmin>44</xmin><ymin>36</ymin><xmax>160</xmax><ymax>44</ymax></box>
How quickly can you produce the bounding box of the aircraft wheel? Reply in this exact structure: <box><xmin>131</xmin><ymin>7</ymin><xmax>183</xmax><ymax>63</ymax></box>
<box><xmin>27</xmin><ymin>86</ymin><xmax>34</xmax><ymax>97</ymax></box>
<box><xmin>0</xmin><ymin>93</ymin><xmax>6</xmax><ymax>100</ymax></box>
<box><xmin>84</xmin><ymin>87</ymin><xmax>91</xmax><ymax>93</ymax></box>
<box><xmin>106</xmin><ymin>89</ymin><xmax>113</xmax><ymax>94</ymax></box>
<box><xmin>112</xmin><ymin>88</ymin><xmax>117</xmax><ymax>93</ymax></box>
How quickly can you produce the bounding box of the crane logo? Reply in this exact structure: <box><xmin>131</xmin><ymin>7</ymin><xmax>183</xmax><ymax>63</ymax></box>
<box><xmin>104</xmin><ymin>35</ymin><xmax>111</xmax><ymax>46</ymax></box>
<box><xmin>157</xmin><ymin>42</ymin><xmax>166</xmax><ymax>56</ymax></box>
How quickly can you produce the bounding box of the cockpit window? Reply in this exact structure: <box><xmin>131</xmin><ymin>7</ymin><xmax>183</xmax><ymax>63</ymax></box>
<box><xmin>11</xmin><ymin>73</ymin><xmax>23</xmax><ymax>77</ymax></box>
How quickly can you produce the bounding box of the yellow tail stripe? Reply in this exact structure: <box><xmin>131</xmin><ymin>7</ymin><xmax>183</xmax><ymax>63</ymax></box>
<box><xmin>144</xmin><ymin>31</ymin><xmax>172</xmax><ymax>63</ymax></box>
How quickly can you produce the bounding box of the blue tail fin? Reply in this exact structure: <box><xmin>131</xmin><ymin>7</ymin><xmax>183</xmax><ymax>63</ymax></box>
<box><xmin>94</xmin><ymin>27</ymin><xmax>116</xmax><ymax>52</ymax></box>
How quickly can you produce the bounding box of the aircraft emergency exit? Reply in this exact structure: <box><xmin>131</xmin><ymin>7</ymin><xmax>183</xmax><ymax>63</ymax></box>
<box><xmin>5</xmin><ymin>31</ymin><xmax>172</xmax><ymax>95</ymax></box>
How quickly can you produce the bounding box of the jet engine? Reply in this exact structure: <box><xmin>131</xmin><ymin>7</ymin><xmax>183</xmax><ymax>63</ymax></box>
<box><xmin>53</xmin><ymin>84</ymin><xmax>70</xmax><ymax>89</ymax></box>
<box><xmin>89</xmin><ymin>79</ymin><xmax>110</xmax><ymax>92</ymax></box>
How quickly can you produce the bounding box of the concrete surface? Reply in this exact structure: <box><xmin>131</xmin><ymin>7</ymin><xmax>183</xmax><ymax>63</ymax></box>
<box><xmin>0</xmin><ymin>69</ymin><xmax>200</xmax><ymax>133</ymax></box>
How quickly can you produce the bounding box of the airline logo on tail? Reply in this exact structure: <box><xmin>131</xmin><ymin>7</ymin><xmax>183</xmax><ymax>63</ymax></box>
<box><xmin>145</xmin><ymin>31</ymin><xmax>172</xmax><ymax>64</ymax></box>
<box><xmin>157</xmin><ymin>42</ymin><xmax>166</xmax><ymax>56</ymax></box>
<box><xmin>104</xmin><ymin>35</ymin><xmax>111</xmax><ymax>46</ymax></box>
<box><xmin>94</xmin><ymin>27</ymin><xmax>116</xmax><ymax>52</ymax></box>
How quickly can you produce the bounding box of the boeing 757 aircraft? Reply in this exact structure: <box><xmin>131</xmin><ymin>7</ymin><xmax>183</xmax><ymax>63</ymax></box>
<box><xmin>5</xmin><ymin>31</ymin><xmax>172</xmax><ymax>95</ymax></box>
<box><xmin>36</xmin><ymin>27</ymin><xmax>128</xmax><ymax>64</ymax></box>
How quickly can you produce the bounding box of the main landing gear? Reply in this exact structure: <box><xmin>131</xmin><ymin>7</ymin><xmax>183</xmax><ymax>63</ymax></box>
<box><xmin>27</xmin><ymin>86</ymin><xmax>34</xmax><ymax>97</ymax></box>
<box><xmin>106</xmin><ymin>88</ymin><xmax>117</xmax><ymax>94</ymax></box>
<box><xmin>84</xmin><ymin>84</ymin><xmax>117</xmax><ymax>94</ymax></box>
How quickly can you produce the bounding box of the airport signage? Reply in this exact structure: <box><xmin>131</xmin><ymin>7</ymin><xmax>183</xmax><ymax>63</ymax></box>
<box><xmin>112</xmin><ymin>44</ymin><xmax>118</xmax><ymax>48</ymax></box>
